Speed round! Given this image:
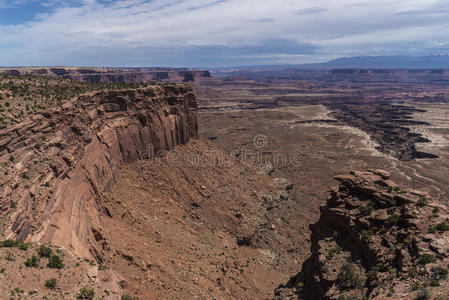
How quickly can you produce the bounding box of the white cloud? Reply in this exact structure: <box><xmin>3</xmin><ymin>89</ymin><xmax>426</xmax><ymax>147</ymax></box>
<box><xmin>0</xmin><ymin>0</ymin><xmax>449</xmax><ymax>66</ymax></box>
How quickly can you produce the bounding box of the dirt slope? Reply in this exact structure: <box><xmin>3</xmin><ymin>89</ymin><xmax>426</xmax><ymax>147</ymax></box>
<box><xmin>99</xmin><ymin>138</ymin><xmax>307</xmax><ymax>299</ymax></box>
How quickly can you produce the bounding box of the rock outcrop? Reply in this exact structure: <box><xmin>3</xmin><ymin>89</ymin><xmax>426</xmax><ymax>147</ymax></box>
<box><xmin>277</xmin><ymin>170</ymin><xmax>449</xmax><ymax>299</ymax></box>
<box><xmin>0</xmin><ymin>67</ymin><xmax>211</xmax><ymax>83</ymax></box>
<box><xmin>0</xmin><ymin>85</ymin><xmax>197</xmax><ymax>258</ymax></box>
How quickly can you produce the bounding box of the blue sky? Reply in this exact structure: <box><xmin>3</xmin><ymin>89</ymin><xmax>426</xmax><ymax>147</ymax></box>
<box><xmin>1</xmin><ymin>0</ymin><xmax>449</xmax><ymax>67</ymax></box>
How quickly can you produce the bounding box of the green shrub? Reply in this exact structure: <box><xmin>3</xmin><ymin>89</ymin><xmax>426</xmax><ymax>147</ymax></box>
<box><xmin>332</xmin><ymin>231</ymin><xmax>339</xmax><ymax>240</ymax></box>
<box><xmin>416</xmin><ymin>288</ymin><xmax>430</xmax><ymax>300</ymax></box>
<box><xmin>18</xmin><ymin>242</ymin><xmax>28</xmax><ymax>251</ymax></box>
<box><xmin>434</xmin><ymin>222</ymin><xmax>449</xmax><ymax>232</ymax></box>
<box><xmin>388</xmin><ymin>214</ymin><xmax>400</xmax><ymax>226</ymax></box>
<box><xmin>336</xmin><ymin>264</ymin><xmax>362</xmax><ymax>290</ymax></box>
<box><xmin>418</xmin><ymin>254</ymin><xmax>436</xmax><ymax>265</ymax></box>
<box><xmin>409</xmin><ymin>267</ymin><xmax>418</xmax><ymax>278</ymax></box>
<box><xmin>429</xmin><ymin>279</ymin><xmax>440</xmax><ymax>286</ymax></box>
<box><xmin>388</xmin><ymin>267</ymin><xmax>397</xmax><ymax>278</ymax></box>
<box><xmin>25</xmin><ymin>255</ymin><xmax>39</xmax><ymax>268</ymax></box>
<box><xmin>295</xmin><ymin>282</ymin><xmax>304</xmax><ymax>293</ymax></box>
<box><xmin>45</xmin><ymin>278</ymin><xmax>57</xmax><ymax>289</ymax></box>
<box><xmin>430</xmin><ymin>266</ymin><xmax>448</xmax><ymax>280</ymax></box>
<box><xmin>360</xmin><ymin>203</ymin><xmax>375</xmax><ymax>215</ymax></box>
<box><xmin>411</xmin><ymin>281</ymin><xmax>422</xmax><ymax>291</ymax></box>
<box><xmin>417</xmin><ymin>197</ymin><xmax>428</xmax><ymax>207</ymax></box>
<box><xmin>366</xmin><ymin>268</ymin><xmax>378</xmax><ymax>282</ymax></box>
<box><xmin>0</xmin><ymin>240</ymin><xmax>18</xmax><ymax>248</ymax></box>
<box><xmin>0</xmin><ymin>240</ymin><xmax>28</xmax><ymax>250</ymax></box>
<box><xmin>361</xmin><ymin>228</ymin><xmax>374</xmax><ymax>238</ymax></box>
<box><xmin>327</xmin><ymin>245</ymin><xmax>341</xmax><ymax>260</ymax></box>
<box><xmin>37</xmin><ymin>245</ymin><xmax>52</xmax><ymax>257</ymax></box>
<box><xmin>77</xmin><ymin>287</ymin><xmax>95</xmax><ymax>300</ymax></box>
<box><xmin>47</xmin><ymin>254</ymin><xmax>64</xmax><ymax>269</ymax></box>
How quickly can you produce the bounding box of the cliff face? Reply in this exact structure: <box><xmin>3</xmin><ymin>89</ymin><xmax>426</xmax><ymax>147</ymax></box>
<box><xmin>0</xmin><ymin>67</ymin><xmax>211</xmax><ymax>83</ymax></box>
<box><xmin>277</xmin><ymin>170</ymin><xmax>449</xmax><ymax>299</ymax></box>
<box><xmin>0</xmin><ymin>85</ymin><xmax>198</xmax><ymax>258</ymax></box>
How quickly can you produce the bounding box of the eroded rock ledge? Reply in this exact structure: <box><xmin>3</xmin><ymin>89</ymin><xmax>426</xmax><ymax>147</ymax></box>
<box><xmin>0</xmin><ymin>85</ymin><xmax>198</xmax><ymax>258</ymax></box>
<box><xmin>278</xmin><ymin>170</ymin><xmax>449</xmax><ymax>299</ymax></box>
<box><xmin>0</xmin><ymin>67</ymin><xmax>211</xmax><ymax>83</ymax></box>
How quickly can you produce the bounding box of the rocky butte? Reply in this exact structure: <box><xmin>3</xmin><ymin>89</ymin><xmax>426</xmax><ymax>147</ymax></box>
<box><xmin>277</xmin><ymin>170</ymin><xmax>449</xmax><ymax>299</ymax></box>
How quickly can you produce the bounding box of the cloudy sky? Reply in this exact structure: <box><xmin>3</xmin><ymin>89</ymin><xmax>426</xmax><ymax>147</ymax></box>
<box><xmin>0</xmin><ymin>0</ymin><xmax>448</xmax><ymax>67</ymax></box>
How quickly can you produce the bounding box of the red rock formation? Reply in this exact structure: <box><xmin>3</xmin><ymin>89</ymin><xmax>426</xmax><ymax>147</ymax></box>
<box><xmin>0</xmin><ymin>85</ymin><xmax>198</xmax><ymax>258</ymax></box>
<box><xmin>277</xmin><ymin>170</ymin><xmax>449</xmax><ymax>299</ymax></box>
<box><xmin>0</xmin><ymin>67</ymin><xmax>211</xmax><ymax>83</ymax></box>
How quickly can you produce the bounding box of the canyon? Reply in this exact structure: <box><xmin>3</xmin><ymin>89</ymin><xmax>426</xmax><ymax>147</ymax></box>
<box><xmin>1</xmin><ymin>68</ymin><xmax>449</xmax><ymax>299</ymax></box>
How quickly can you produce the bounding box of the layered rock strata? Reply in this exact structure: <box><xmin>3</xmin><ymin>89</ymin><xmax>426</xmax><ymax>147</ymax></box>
<box><xmin>0</xmin><ymin>85</ymin><xmax>197</xmax><ymax>258</ymax></box>
<box><xmin>278</xmin><ymin>170</ymin><xmax>449</xmax><ymax>299</ymax></box>
<box><xmin>0</xmin><ymin>67</ymin><xmax>211</xmax><ymax>83</ymax></box>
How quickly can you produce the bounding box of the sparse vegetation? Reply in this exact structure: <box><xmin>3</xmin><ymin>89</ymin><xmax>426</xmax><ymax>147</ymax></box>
<box><xmin>47</xmin><ymin>254</ymin><xmax>64</xmax><ymax>269</ymax></box>
<box><xmin>45</xmin><ymin>278</ymin><xmax>57</xmax><ymax>289</ymax></box>
<box><xmin>0</xmin><ymin>74</ymin><xmax>153</xmax><ymax>127</ymax></box>
<box><xmin>417</xmin><ymin>197</ymin><xmax>428</xmax><ymax>207</ymax></box>
<box><xmin>359</xmin><ymin>202</ymin><xmax>375</xmax><ymax>215</ymax></box>
<box><xmin>416</xmin><ymin>288</ymin><xmax>430</xmax><ymax>300</ymax></box>
<box><xmin>336</xmin><ymin>264</ymin><xmax>362</xmax><ymax>290</ymax></box>
<box><xmin>326</xmin><ymin>245</ymin><xmax>341</xmax><ymax>259</ymax></box>
<box><xmin>24</xmin><ymin>255</ymin><xmax>40</xmax><ymax>268</ymax></box>
<box><xmin>361</xmin><ymin>228</ymin><xmax>374</xmax><ymax>238</ymax></box>
<box><xmin>295</xmin><ymin>282</ymin><xmax>304</xmax><ymax>294</ymax></box>
<box><xmin>367</xmin><ymin>265</ymin><xmax>380</xmax><ymax>282</ymax></box>
<box><xmin>409</xmin><ymin>266</ymin><xmax>418</xmax><ymax>278</ymax></box>
<box><xmin>332</xmin><ymin>231</ymin><xmax>338</xmax><ymax>240</ymax></box>
<box><xmin>430</xmin><ymin>221</ymin><xmax>449</xmax><ymax>232</ymax></box>
<box><xmin>418</xmin><ymin>253</ymin><xmax>436</xmax><ymax>265</ymax></box>
<box><xmin>388</xmin><ymin>213</ymin><xmax>400</xmax><ymax>226</ymax></box>
<box><xmin>37</xmin><ymin>245</ymin><xmax>52</xmax><ymax>257</ymax></box>
<box><xmin>77</xmin><ymin>287</ymin><xmax>95</xmax><ymax>299</ymax></box>
<box><xmin>0</xmin><ymin>239</ymin><xmax>28</xmax><ymax>250</ymax></box>
<box><xmin>411</xmin><ymin>281</ymin><xmax>422</xmax><ymax>291</ymax></box>
<box><xmin>430</xmin><ymin>266</ymin><xmax>448</xmax><ymax>281</ymax></box>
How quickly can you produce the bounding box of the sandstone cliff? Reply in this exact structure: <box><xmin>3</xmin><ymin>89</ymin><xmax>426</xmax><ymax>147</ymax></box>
<box><xmin>0</xmin><ymin>67</ymin><xmax>211</xmax><ymax>83</ymax></box>
<box><xmin>277</xmin><ymin>170</ymin><xmax>449</xmax><ymax>299</ymax></box>
<box><xmin>0</xmin><ymin>85</ymin><xmax>198</xmax><ymax>258</ymax></box>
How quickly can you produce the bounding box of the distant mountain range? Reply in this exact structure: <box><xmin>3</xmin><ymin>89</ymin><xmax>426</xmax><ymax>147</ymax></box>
<box><xmin>213</xmin><ymin>55</ymin><xmax>449</xmax><ymax>72</ymax></box>
<box><xmin>300</xmin><ymin>55</ymin><xmax>449</xmax><ymax>69</ymax></box>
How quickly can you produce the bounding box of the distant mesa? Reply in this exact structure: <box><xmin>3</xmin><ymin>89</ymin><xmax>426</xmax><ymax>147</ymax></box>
<box><xmin>0</xmin><ymin>67</ymin><xmax>212</xmax><ymax>83</ymax></box>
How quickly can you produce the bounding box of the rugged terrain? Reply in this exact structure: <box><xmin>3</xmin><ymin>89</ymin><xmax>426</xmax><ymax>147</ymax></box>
<box><xmin>277</xmin><ymin>169</ymin><xmax>449</xmax><ymax>299</ymax></box>
<box><xmin>1</xmin><ymin>68</ymin><xmax>449</xmax><ymax>299</ymax></box>
<box><xmin>99</xmin><ymin>139</ymin><xmax>301</xmax><ymax>299</ymax></box>
<box><xmin>0</xmin><ymin>82</ymin><xmax>203</xmax><ymax>298</ymax></box>
<box><xmin>0</xmin><ymin>67</ymin><xmax>211</xmax><ymax>84</ymax></box>
<box><xmin>0</xmin><ymin>73</ymin><xmax>152</xmax><ymax>126</ymax></box>
<box><xmin>194</xmin><ymin>69</ymin><xmax>449</xmax><ymax>299</ymax></box>
<box><xmin>1</xmin><ymin>84</ymin><xmax>198</xmax><ymax>257</ymax></box>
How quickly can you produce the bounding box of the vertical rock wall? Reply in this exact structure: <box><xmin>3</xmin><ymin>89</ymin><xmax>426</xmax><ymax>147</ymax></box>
<box><xmin>0</xmin><ymin>85</ymin><xmax>198</xmax><ymax>258</ymax></box>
